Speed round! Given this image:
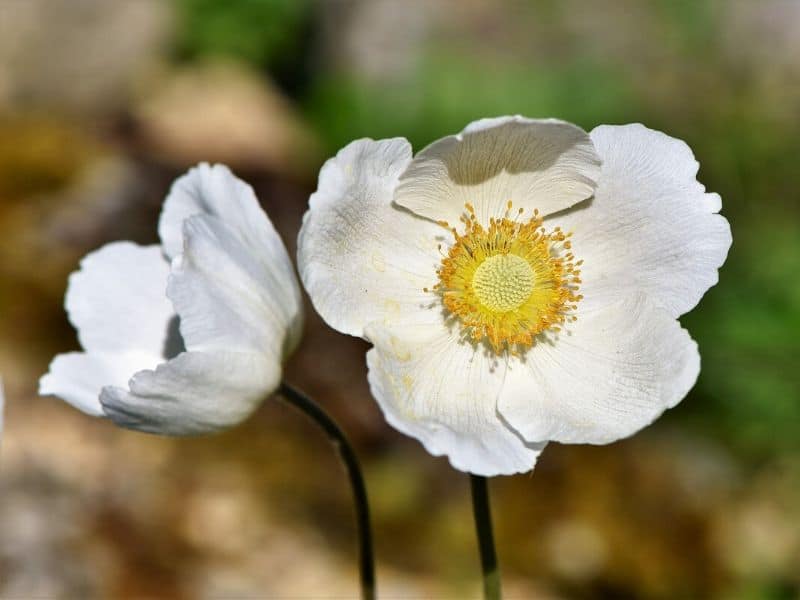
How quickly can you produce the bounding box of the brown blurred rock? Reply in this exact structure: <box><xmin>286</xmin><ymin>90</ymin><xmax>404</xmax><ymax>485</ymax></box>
<box><xmin>0</xmin><ymin>0</ymin><xmax>172</xmax><ymax>115</ymax></box>
<box><xmin>318</xmin><ymin>0</ymin><xmax>442</xmax><ymax>83</ymax></box>
<box><xmin>0</xmin><ymin>151</ymin><xmax>151</xmax><ymax>289</ymax></box>
<box><xmin>0</xmin><ymin>115</ymin><xmax>94</xmax><ymax>202</ymax></box>
<box><xmin>0</xmin><ymin>115</ymin><xmax>162</xmax><ymax>368</ymax></box>
<box><xmin>712</xmin><ymin>457</ymin><xmax>800</xmax><ymax>583</ymax></box>
<box><xmin>132</xmin><ymin>61</ymin><xmax>321</xmax><ymax>178</ymax></box>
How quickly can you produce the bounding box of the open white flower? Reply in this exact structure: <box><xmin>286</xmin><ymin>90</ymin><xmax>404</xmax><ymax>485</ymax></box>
<box><xmin>299</xmin><ymin>117</ymin><xmax>731</xmax><ymax>476</ymax></box>
<box><xmin>40</xmin><ymin>164</ymin><xmax>302</xmax><ymax>434</ymax></box>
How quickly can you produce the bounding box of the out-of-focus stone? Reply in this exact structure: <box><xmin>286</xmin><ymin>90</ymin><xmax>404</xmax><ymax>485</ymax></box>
<box><xmin>0</xmin><ymin>115</ymin><xmax>94</xmax><ymax>202</ymax></box>
<box><xmin>722</xmin><ymin>1</ymin><xmax>800</xmax><ymax>72</ymax></box>
<box><xmin>0</xmin><ymin>152</ymin><xmax>151</xmax><ymax>291</ymax></box>
<box><xmin>180</xmin><ymin>470</ymin><xmax>265</xmax><ymax>556</ymax></box>
<box><xmin>0</xmin><ymin>0</ymin><xmax>173</xmax><ymax>115</ymax></box>
<box><xmin>318</xmin><ymin>0</ymin><xmax>443</xmax><ymax>83</ymax></box>
<box><xmin>711</xmin><ymin>458</ymin><xmax>800</xmax><ymax>581</ymax></box>
<box><xmin>546</xmin><ymin>518</ymin><xmax>608</xmax><ymax>581</ymax></box>
<box><xmin>133</xmin><ymin>61</ymin><xmax>321</xmax><ymax>178</ymax></box>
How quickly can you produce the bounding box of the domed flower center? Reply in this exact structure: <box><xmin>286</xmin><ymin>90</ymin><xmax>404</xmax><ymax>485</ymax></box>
<box><xmin>429</xmin><ymin>202</ymin><xmax>583</xmax><ymax>353</ymax></box>
<box><xmin>472</xmin><ymin>254</ymin><xmax>535</xmax><ymax>312</ymax></box>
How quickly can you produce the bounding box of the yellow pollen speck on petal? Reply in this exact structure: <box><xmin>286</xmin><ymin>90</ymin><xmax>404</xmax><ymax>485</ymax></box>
<box><xmin>432</xmin><ymin>202</ymin><xmax>582</xmax><ymax>354</ymax></box>
<box><xmin>371</xmin><ymin>252</ymin><xmax>386</xmax><ymax>272</ymax></box>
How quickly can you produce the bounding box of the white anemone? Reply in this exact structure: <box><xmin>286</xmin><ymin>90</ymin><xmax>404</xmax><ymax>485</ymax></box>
<box><xmin>40</xmin><ymin>164</ymin><xmax>302</xmax><ymax>434</ymax></box>
<box><xmin>298</xmin><ymin>117</ymin><xmax>731</xmax><ymax>476</ymax></box>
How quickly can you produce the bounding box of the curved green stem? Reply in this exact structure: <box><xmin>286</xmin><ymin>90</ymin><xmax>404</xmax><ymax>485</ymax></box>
<box><xmin>278</xmin><ymin>382</ymin><xmax>375</xmax><ymax>600</ymax></box>
<box><xmin>470</xmin><ymin>474</ymin><xmax>501</xmax><ymax>600</ymax></box>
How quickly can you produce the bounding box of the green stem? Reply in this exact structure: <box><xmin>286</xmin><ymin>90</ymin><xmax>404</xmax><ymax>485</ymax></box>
<box><xmin>278</xmin><ymin>382</ymin><xmax>375</xmax><ymax>600</ymax></box>
<box><xmin>470</xmin><ymin>474</ymin><xmax>502</xmax><ymax>600</ymax></box>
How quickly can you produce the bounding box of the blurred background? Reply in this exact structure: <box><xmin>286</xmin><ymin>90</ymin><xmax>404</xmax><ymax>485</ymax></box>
<box><xmin>0</xmin><ymin>0</ymin><xmax>798</xmax><ymax>597</ymax></box>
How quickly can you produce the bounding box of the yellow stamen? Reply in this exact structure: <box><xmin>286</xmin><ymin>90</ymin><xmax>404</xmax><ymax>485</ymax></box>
<box><xmin>431</xmin><ymin>202</ymin><xmax>582</xmax><ymax>353</ymax></box>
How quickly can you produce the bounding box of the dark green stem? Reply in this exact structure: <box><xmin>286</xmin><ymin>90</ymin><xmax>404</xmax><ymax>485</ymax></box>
<box><xmin>470</xmin><ymin>474</ymin><xmax>502</xmax><ymax>600</ymax></box>
<box><xmin>278</xmin><ymin>382</ymin><xmax>375</xmax><ymax>600</ymax></box>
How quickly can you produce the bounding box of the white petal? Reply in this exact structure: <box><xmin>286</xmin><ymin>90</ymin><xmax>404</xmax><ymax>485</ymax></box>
<box><xmin>159</xmin><ymin>163</ymin><xmax>293</xmax><ymax>267</ymax></box>
<box><xmin>39</xmin><ymin>241</ymin><xmax>175</xmax><ymax>417</ymax></box>
<box><xmin>365</xmin><ymin>320</ymin><xmax>545</xmax><ymax>476</ymax></box>
<box><xmin>101</xmin><ymin>351</ymin><xmax>279</xmax><ymax>434</ymax></box>
<box><xmin>170</xmin><ymin>214</ymin><xmax>301</xmax><ymax>360</ymax></box>
<box><xmin>298</xmin><ymin>138</ymin><xmax>443</xmax><ymax>338</ymax></box>
<box><xmin>101</xmin><ymin>193</ymin><xmax>301</xmax><ymax>434</ymax></box>
<box><xmin>550</xmin><ymin>123</ymin><xmax>732</xmax><ymax>318</ymax></box>
<box><xmin>394</xmin><ymin>116</ymin><xmax>601</xmax><ymax>226</ymax></box>
<box><xmin>65</xmin><ymin>242</ymin><xmax>175</xmax><ymax>356</ymax></box>
<box><xmin>160</xmin><ymin>163</ymin><xmax>303</xmax><ymax>350</ymax></box>
<box><xmin>39</xmin><ymin>351</ymin><xmax>159</xmax><ymax>416</ymax></box>
<box><xmin>497</xmin><ymin>294</ymin><xmax>700</xmax><ymax>445</ymax></box>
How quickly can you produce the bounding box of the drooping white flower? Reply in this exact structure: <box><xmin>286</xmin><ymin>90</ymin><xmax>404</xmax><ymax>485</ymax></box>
<box><xmin>298</xmin><ymin>117</ymin><xmax>731</xmax><ymax>476</ymax></box>
<box><xmin>40</xmin><ymin>164</ymin><xmax>302</xmax><ymax>434</ymax></box>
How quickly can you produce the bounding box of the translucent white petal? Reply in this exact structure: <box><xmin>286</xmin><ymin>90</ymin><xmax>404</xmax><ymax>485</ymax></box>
<box><xmin>497</xmin><ymin>294</ymin><xmax>700</xmax><ymax>445</ymax></box>
<box><xmin>365</xmin><ymin>320</ymin><xmax>545</xmax><ymax>476</ymax></box>
<box><xmin>394</xmin><ymin>116</ymin><xmax>601</xmax><ymax>226</ymax></box>
<box><xmin>160</xmin><ymin>163</ymin><xmax>293</xmax><ymax>269</ymax></box>
<box><xmin>39</xmin><ymin>351</ymin><xmax>160</xmax><ymax>416</ymax></box>
<box><xmin>550</xmin><ymin>123</ymin><xmax>732</xmax><ymax>318</ymax></box>
<box><xmin>170</xmin><ymin>214</ymin><xmax>301</xmax><ymax>360</ymax></box>
<box><xmin>160</xmin><ymin>163</ymin><xmax>302</xmax><ymax>349</ymax></box>
<box><xmin>298</xmin><ymin>138</ymin><xmax>443</xmax><ymax>338</ymax></box>
<box><xmin>101</xmin><ymin>351</ymin><xmax>279</xmax><ymax>434</ymax></box>
<box><xmin>39</xmin><ymin>242</ymin><xmax>176</xmax><ymax>417</ymax></box>
<box><xmin>65</xmin><ymin>242</ymin><xmax>175</xmax><ymax>356</ymax></box>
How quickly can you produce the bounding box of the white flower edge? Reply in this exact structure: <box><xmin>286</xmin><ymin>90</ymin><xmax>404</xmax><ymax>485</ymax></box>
<box><xmin>365</xmin><ymin>320</ymin><xmax>546</xmax><ymax>476</ymax></box>
<box><xmin>40</xmin><ymin>165</ymin><xmax>302</xmax><ymax>434</ymax></box>
<box><xmin>551</xmin><ymin>123</ymin><xmax>733</xmax><ymax>318</ymax></box>
<box><xmin>497</xmin><ymin>293</ymin><xmax>700</xmax><ymax>445</ymax></box>
<box><xmin>298</xmin><ymin>138</ymin><xmax>443</xmax><ymax>338</ymax></box>
<box><xmin>39</xmin><ymin>242</ymin><xmax>174</xmax><ymax>417</ymax></box>
<box><xmin>363</xmin><ymin>293</ymin><xmax>698</xmax><ymax>475</ymax></box>
<box><xmin>394</xmin><ymin>115</ymin><xmax>602</xmax><ymax>226</ymax></box>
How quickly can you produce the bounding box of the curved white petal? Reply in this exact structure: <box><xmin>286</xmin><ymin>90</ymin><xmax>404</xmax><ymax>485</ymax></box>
<box><xmin>550</xmin><ymin>124</ymin><xmax>732</xmax><ymax>318</ymax></box>
<box><xmin>365</xmin><ymin>320</ymin><xmax>545</xmax><ymax>476</ymax></box>
<box><xmin>170</xmin><ymin>214</ymin><xmax>301</xmax><ymax>359</ymax></box>
<box><xmin>497</xmin><ymin>294</ymin><xmax>700</xmax><ymax>445</ymax></box>
<box><xmin>100</xmin><ymin>351</ymin><xmax>279</xmax><ymax>434</ymax></box>
<box><xmin>394</xmin><ymin>116</ymin><xmax>601</xmax><ymax>226</ymax></box>
<box><xmin>298</xmin><ymin>138</ymin><xmax>443</xmax><ymax>338</ymax></box>
<box><xmin>65</xmin><ymin>242</ymin><xmax>175</xmax><ymax>356</ymax></box>
<box><xmin>39</xmin><ymin>351</ymin><xmax>160</xmax><ymax>416</ymax></box>
<box><xmin>160</xmin><ymin>163</ymin><xmax>302</xmax><ymax>350</ymax></box>
<box><xmin>101</xmin><ymin>195</ymin><xmax>300</xmax><ymax>434</ymax></box>
<box><xmin>39</xmin><ymin>242</ymin><xmax>175</xmax><ymax>417</ymax></box>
